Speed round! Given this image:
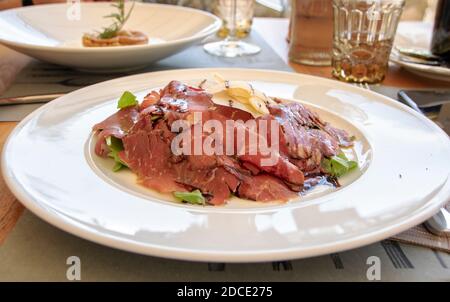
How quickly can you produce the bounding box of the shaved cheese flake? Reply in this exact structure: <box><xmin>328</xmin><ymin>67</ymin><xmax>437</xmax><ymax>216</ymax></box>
<box><xmin>205</xmin><ymin>74</ymin><xmax>274</xmax><ymax>116</ymax></box>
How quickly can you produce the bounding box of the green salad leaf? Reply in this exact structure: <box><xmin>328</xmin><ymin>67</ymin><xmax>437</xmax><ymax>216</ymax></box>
<box><xmin>117</xmin><ymin>91</ymin><xmax>138</xmax><ymax>109</ymax></box>
<box><xmin>173</xmin><ymin>190</ymin><xmax>206</xmax><ymax>205</ymax></box>
<box><xmin>322</xmin><ymin>152</ymin><xmax>357</xmax><ymax>178</ymax></box>
<box><xmin>106</xmin><ymin>136</ymin><xmax>127</xmax><ymax>172</ymax></box>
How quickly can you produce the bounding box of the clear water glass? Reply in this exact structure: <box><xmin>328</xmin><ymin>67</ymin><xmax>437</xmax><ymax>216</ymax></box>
<box><xmin>204</xmin><ymin>0</ymin><xmax>261</xmax><ymax>58</ymax></box>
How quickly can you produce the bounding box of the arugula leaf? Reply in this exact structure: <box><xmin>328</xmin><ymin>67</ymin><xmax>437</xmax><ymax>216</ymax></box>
<box><xmin>106</xmin><ymin>136</ymin><xmax>127</xmax><ymax>172</ymax></box>
<box><xmin>173</xmin><ymin>190</ymin><xmax>206</xmax><ymax>205</ymax></box>
<box><xmin>112</xmin><ymin>161</ymin><xmax>123</xmax><ymax>172</ymax></box>
<box><xmin>322</xmin><ymin>152</ymin><xmax>358</xmax><ymax>178</ymax></box>
<box><xmin>117</xmin><ymin>91</ymin><xmax>138</xmax><ymax>109</ymax></box>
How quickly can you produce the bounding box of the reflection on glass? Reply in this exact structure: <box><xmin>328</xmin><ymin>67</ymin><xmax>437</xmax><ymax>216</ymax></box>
<box><xmin>204</xmin><ymin>0</ymin><xmax>261</xmax><ymax>58</ymax></box>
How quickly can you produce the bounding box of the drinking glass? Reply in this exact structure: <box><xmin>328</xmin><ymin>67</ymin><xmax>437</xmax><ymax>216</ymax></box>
<box><xmin>288</xmin><ymin>0</ymin><xmax>334</xmax><ymax>66</ymax></box>
<box><xmin>204</xmin><ymin>0</ymin><xmax>261</xmax><ymax>57</ymax></box>
<box><xmin>332</xmin><ymin>0</ymin><xmax>405</xmax><ymax>83</ymax></box>
<box><xmin>216</xmin><ymin>0</ymin><xmax>254</xmax><ymax>39</ymax></box>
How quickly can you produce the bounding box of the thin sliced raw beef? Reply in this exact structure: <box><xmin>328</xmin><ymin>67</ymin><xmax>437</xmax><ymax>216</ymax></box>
<box><xmin>93</xmin><ymin>106</ymin><xmax>139</xmax><ymax>156</ymax></box>
<box><xmin>238</xmin><ymin>174</ymin><xmax>297</xmax><ymax>202</ymax></box>
<box><xmin>93</xmin><ymin>79</ymin><xmax>355</xmax><ymax>205</ymax></box>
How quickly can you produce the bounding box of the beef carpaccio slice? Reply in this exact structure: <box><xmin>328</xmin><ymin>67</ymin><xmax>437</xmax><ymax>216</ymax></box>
<box><xmin>93</xmin><ymin>80</ymin><xmax>353</xmax><ymax>205</ymax></box>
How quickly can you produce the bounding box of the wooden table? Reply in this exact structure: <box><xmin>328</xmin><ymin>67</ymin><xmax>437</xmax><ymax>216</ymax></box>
<box><xmin>0</xmin><ymin>17</ymin><xmax>449</xmax><ymax>245</ymax></box>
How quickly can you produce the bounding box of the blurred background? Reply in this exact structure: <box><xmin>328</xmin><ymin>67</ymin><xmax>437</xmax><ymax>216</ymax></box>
<box><xmin>0</xmin><ymin>0</ymin><xmax>439</xmax><ymax>22</ymax></box>
<box><xmin>143</xmin><ymin>0</ymin><xmax>439</xmax><ymax>21</ymax></box>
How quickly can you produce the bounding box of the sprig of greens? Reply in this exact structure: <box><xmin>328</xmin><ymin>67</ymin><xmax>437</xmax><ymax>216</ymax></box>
<box><xmin>117</xmin><ymin>91</ymin><xmax>138</xmax><ymax>109</ymax></box>
<box><xmin>106</xmin><ymin>136</ymin><xmax>128</xmax><ymax>172</ymax></box>
<box><xmin>98</xmin><ymin>0</ymin><xmax>135</xmax><ymax>39</ymax></box>
<box><xmin>173</xmin><ymin>190</ymin><xmax>206</xmax><ymax>205</ymax></box>
<box><xmin>322</xmin><ymin>152</ymin><xmax>357</xmax><ymax>178</ymax></box>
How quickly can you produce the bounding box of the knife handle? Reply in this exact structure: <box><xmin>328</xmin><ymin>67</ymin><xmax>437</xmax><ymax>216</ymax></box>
<box><xmin>397</xmin><ymin>90</ymin><xmax>423</xmax><ymax>114</ymax></box>
<box><xmin>0</xmin><ymin>93</ymin><xmax>65</xmax><ymax>106</ymax></box>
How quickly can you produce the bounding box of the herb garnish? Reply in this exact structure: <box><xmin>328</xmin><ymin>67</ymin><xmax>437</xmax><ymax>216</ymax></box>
<box><xmin>173</xmin><ymin>190</ymin><xmax>206</xmax><ymax>205</ymax></box>
<box><xmin>98</xmin><ymin>0</ymin><xmax>135</xmax><ymax>39</ymax></box>
<box><xmin>117</xmin><ymin>91</ymin><xmax>138</xmax><ymax>109</ymax></box>
<box><xmin>106</xmin><ymin>136</ymin><xmax>128</xmax><ymax>172</ymax></box>
<box><xmin>322</xmin><ymin>152</ymin><xmax>358</xmax><ymax>178</ymax></box>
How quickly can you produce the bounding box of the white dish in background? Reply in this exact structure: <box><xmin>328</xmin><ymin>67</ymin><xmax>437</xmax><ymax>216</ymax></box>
<box><xmin>0</xmin><ymin>3</ymin><xmax>221</xmax><ymax>72</ymax></box>
<box><xmin>2</xmin><ymin>68</ymin><xmax>450</xmax><ymax>262</ymax></box>
<box><xmin>391</xmin><ymin>21</ymin><xmax>450</xmax><ymax>82</ymax></box>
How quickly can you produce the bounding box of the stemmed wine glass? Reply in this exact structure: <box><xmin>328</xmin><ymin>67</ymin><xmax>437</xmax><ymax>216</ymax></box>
<box><xmin>203</xmin><ymin>0</ymin><xmax>261</xmax><ymax>58</ymax></box>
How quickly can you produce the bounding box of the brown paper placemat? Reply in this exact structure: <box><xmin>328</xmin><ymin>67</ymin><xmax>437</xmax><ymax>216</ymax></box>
<box><xmin>0</xmin><ymin>211</ymin><xmax>448</xmax><ymax>281</ymax></box>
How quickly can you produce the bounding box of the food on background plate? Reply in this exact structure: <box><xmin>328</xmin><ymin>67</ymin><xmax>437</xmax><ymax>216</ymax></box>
<box><xmin>82</xmin><ymin>0</ymin><xmax>148</xmax><ymax>47</ymax></box>
<box><xmin>92</xmin><ymin>75</ymin><xmax>358</xmax><ymax>206</ymax></box>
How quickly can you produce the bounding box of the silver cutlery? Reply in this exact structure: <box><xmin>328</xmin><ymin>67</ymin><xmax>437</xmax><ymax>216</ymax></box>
<box><xmin>423</xmin><ymin>208</ymin><xmax>450</xmax><ymax>236</ymax></box>
<box><xmin>355</xmin><ymin>82</ymin><xmax>450</xmax><ymax>237</ymax></box>
<box><xmin>394</xmin><ymin>46</ymin><xmax>450</xmax><ymax>68</ymax></box>
<box><xmin>0</xmin><ymin>93</ymin><xmax>65</xmax><ymax>106</ymax></box>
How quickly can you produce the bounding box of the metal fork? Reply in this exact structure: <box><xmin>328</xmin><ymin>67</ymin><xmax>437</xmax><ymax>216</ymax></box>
<box><xmin>355</xmin><ymin>82</ymin><xmax>450</xmax><ymax>237</ymax></box>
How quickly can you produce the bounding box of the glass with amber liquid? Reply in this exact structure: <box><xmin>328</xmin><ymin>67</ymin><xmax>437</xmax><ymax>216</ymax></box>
<box><xmin>332</xmin><ymin>0</ymin><xmax>405</xmax><ymax>83</ymax></box>
<box><xmin>216</xmin><ymin>0</ymin><xmax>255</xmax><ymax>39</ymax></box>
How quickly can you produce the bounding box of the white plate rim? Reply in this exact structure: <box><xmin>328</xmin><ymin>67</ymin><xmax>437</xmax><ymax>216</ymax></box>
<box><xmin>2</xmin><ymin>68</ymin><xmax>450</xmax><ymax>262</ymax></box>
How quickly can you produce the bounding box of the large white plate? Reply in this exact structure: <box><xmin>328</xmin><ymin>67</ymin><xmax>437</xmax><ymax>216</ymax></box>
<box><xmin>391</xmin><ymin>21</ymin><xmax>450</xmax><ymax>82</ymax></box>
<box><xmin>2</xmin><ymin>68</ymin><xmax>450</xmax><ymax>262</ymax></box>
<box><xmin>0</xmin><ymin>3</ymin><xmax>220</xmax><ymax>72</ymax></box>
